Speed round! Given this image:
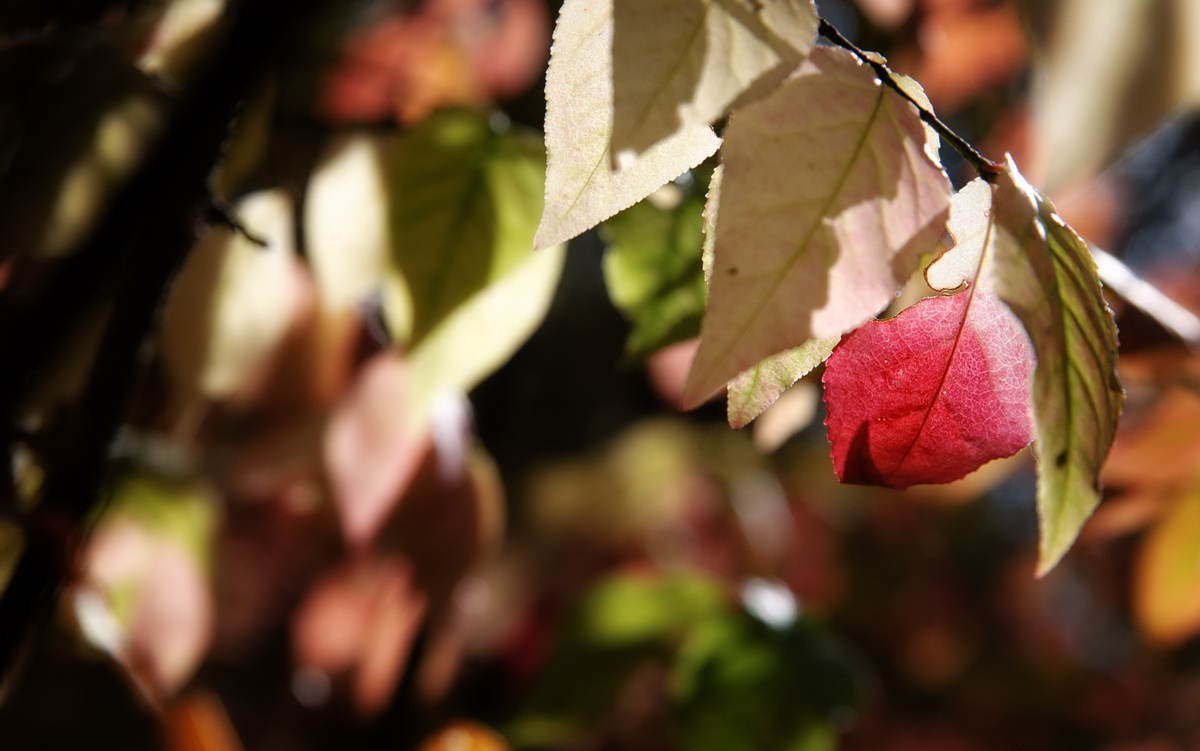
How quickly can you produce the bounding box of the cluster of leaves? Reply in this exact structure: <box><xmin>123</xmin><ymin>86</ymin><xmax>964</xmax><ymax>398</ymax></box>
<box><xmin>534</xmin><ymin>0</ymin><xmax>1123</xmax><ymax>574</ymax></box>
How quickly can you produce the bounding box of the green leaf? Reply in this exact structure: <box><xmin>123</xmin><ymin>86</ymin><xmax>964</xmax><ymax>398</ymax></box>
<box><xmin>386</xmin><ymin>109</ymin><xmax>545</xmax><ymax>346</ymax></box>
<box><xmin>576</xmin><ymin>574</ymin><xmax>727</xmax><ymax>645</ymax></box>
<box><xmin>672</xmin><ymin>611</ymin><xmax>865</xmax><ymax>751</ymax></box>
<box><xmin>601</xmin><ymin>195</ymin><xmax>708</xmax><ymax>358</ymax></box>
<box><xmin>534</xmin><ymin>0</ymin><xmax>723</xmax><ymax>250</ymax></box>
<box><xmin>727</xmin><ymin>338</ymin><xmax>838</xmax><ymax>429</ymax></box>
<box><xmin>683</xmin><ymin>47</ymin><xmax>951</xmax><ymax>408</ymax></box>
<box><xmin>610</xmin><ymin>0</ymin><xmax>817</xmax><ymax>160</ymax></box>
<box><xmin>103</xmin><ymin>473</ymin><xmax>217</xmax><ymax>573</ymax></box>
<box><xmin>991</xmin><ymin>158</ymin><xmax>1124</xmax><ymax>576</ymax></box>
<box><xmin>405</xmin><ymin>241</ymin><xmax>565</xmax><ymax>431</ymax></box>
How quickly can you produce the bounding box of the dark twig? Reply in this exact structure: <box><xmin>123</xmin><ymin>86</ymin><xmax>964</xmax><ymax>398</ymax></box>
<box><xmin>209</xmin><ymin>197</ymin><xmax>270</xmax><ymax>247</ymax></box>
<box><xmin>817</xmin><ymin>18</ymin><xmax>1002</xmax><ymax>181</ymax></box>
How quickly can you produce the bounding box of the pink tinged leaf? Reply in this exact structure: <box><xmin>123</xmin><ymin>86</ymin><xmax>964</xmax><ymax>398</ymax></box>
<box><xmin>291</xmin><ymin>556</ymin><xmax>428</xmax><ymax>716</ymax></box>
<box><xmin>325</xmin><ymin>351</ymin><xmax>431</xmax><ymax>548</ymax></box>
<box><xmin>682</xmin><ymin>47</ymin><xmax>952</xmax><ymax>408</ymax></box>
<box><xmin>823</xmin><ymin>285</ymin><xmax>1035</xmax><ymax>489</ymax></box>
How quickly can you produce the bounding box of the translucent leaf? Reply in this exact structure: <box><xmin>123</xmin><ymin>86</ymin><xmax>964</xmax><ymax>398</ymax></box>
<box><xmin>610</xmin><ymin>0</ymin><xmax>817</xmax><ymax>160</ymax></box>
<box><xmin>386</xmin><ymin>109</ymin><xmax>545</xmax><ymax>346</ymax></box>
<box><xmin>406</xmin><ymin>242</ymin><xmax>566</xmax><ymax>430</ymax></box>
<box><xmin>305</xmin><ymin>134</ymin><xmax>391</xmax><ymax>312</ymax></box>
<box><xmin>80</xmin><ymin>474</ymin><xmax>217</xmax><ymax>695</ymax></box>
<box><xmin>601</xmin><ymin>196</ymin><xmax>707</xmax><ymax>359</ymax></box>
<box><xmin>1134</xmin><ymin>492</ymin><xmax>1200</xmax><ymax>646</ymax></box>
<box><xmin>683</xmin><ymin>47</ymin><xmax>952</xmax><ymax>408</ymax></box>
<box><xmin>161</xmin><ymin>190</ymin><xmax>301</xmax><ymax>400</ymax></box>
<box><xmin>534</xmin><ymin>0</ymin><xmax>722</xmax><ymax>249</ymax></box>
<box><xmin>325</xmin><ymin>352</ymin><xmax>430</xmax><ymax>548</ymax></box>
<box><xmin>822</xmin><ymin>287</ymin><xmax>1034</xmax><ymax>489</ymax></box>
<box><xmin>990</xmin><ymin>158</ymin><xmax>1124</xmax><ymax>576</ymax></box>
<box><xmin>727</xmin><ymin>338</ymin><xmax>837</xmax><ymax>430</ymax></box>
<box><xmin>699</xmin><ymin>163</ymin><xmax>838</xmax><ymax>427</ymax></box>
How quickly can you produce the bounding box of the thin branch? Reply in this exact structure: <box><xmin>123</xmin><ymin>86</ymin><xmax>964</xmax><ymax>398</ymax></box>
<box><xmin>209</xmin><ymin>198</ymin><xmax>269</xmax><ymax>247</ymax></box>
<box><xmin>817</xmin><ymin>18</ymin><xmax>1002</xmax><ymax>182</ymax></box>
<box><xmin>1091</xmin><ymin>246</ymin><xmax>1200</xmax><ymax>348</ymax></box>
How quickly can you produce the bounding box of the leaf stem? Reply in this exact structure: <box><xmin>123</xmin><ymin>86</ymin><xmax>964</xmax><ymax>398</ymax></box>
<box><xmin>817</xmin><ymin>18</ymin><xmax>1001</xmax><ymax>182</ymax></box>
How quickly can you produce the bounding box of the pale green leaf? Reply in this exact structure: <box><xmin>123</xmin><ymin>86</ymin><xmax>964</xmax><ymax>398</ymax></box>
<box><xmin>387</xmin><ymin>109</ymin><xmax>545</xmax><ymax>346</ymax></box>
<box><xmin>406</xmin><ymin>242</ymin><xmax>566</xmax><ymax>431</ymax></box>
<box><xmin>610</xmin><ymin>0</ymin><xmax>817</xmax><ymax>160</ymax></box>
<box><xmin>535</xmin><ymin>0</ymin><xmax>722</xmax><ymax>250</ymax></box>
<box><xmin>683</xmin><ymin>47</ymin><xmax>951</xmax><ymax>408</ymax></box>
<box><xmin>727</xmin><ymin>337</ymin><xmax>837</xmax><ymax>429</ymax></box>
<box><xmin>601</xmin><ymin>196</ymin><xmax>707</xmax><ymax>358</ymax></box>
<box><xmin>701</xmin><ymin>163</ymin><xmax>722</xmax><ymax>286</ymax></box>
<box><xmin>990</xmin><ymin>158</ymin><xmax>1124</xmax><ymax>576</ymax></box>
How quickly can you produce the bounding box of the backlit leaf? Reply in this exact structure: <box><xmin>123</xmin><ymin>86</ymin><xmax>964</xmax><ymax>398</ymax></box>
<box><xmin>161</xmin><ymin>190</ymin><xmax>301</xmax><ymax>400</ymax></box>
<box><xmin>405</xmin><ymin>241</ymin><xmax>565</xmax><ymax>432</ymax></box>
<box><xmin>601</xmin><ymin>194</ymin><xmax>707</xmax><ymax>359</ymax></box>
<box><xmin>728</xmin><ymin>338</ymin><xmax>837</xmax><ymax>430</ymax></box>
<box><xmin>610</xmin><ymin>0</ymin><xmax>816</xmax><ymax>160</ymax></box>
<box><xmin>305</xmin><ymin>134</ymin><xmax>390</xmax><ymax>312</ymax></box>
<box><xmin>534</xmin><ymin>0</ymin><xmax>722</xmax><ymax>250</ymax></box>
<box><xmin>683</xmin><ymin>47</ymin><xmax>951</xmax><ymax>408</ymax></box>
<box><xmin>990</xmin><ymin>158</ymin><xmax>1124</xmax><ymax>576</ymax></box>
<box><xmin>824</xmin><ymin>178</ymin><xmax>1035</xmax><ymax>488</ymax></box>
<box><xmin>325</xmin><ymin>351</ymin><xmax>431</xmax><ymax>548</ymax></box>
<box><xmin>822</xmin><ymin>288</ymin><xmax>1035</xmax><ymax>489</ymax></box>
<box><xmin>702</xmin><ymin>164</ymin><xmax>839</xmax><ymax>427</ymax></box>
<box><xmin>1134</xmin><ymin>491</ymin><xmax>1200</xmax><ymax>646</ymax></box>
<box><xmin>387</xmin><ymin>109</ymin><xmax>545</xmax><ymax>346</ymax></box>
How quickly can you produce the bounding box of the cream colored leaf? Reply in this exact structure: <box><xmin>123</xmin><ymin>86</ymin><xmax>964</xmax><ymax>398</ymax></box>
<box><xmin>990</xmin><ymin>158</ymin><xmax>1124</xmax><ymax>576</ymax></box>
<box><xmin>161</xmin><ymin>189</ymin><xmax>300</xmax><ymax>400</ymax></box>
<box><xmin>534</xmin><ymin>0</ymin><xmax>722</xmax><ymax>250</ymax></box>
<box><xmin>305</xmin><ymin>134</ymin><xmax>391</xmax><ymax>312</ymax></box>
<box><xmin>610</xmin><ymin>0</ymin><xmax>816</xmax><ymax>159</ymax></box>
<box><xmin>926</xmin><ymin>176</ymin><xmax>995</xmax><ymax>293</ymax></box>
<box><xmin>682</xmin><ymin>47</ymin><xmax>951</xmax><ymax>408</ymax></box>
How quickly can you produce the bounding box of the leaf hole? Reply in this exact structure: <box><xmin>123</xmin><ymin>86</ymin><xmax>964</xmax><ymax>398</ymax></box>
<box><xmin>1055</xmin><ymin>451</ymin><xmax>1067</xmax><ymax>468</ymax></box>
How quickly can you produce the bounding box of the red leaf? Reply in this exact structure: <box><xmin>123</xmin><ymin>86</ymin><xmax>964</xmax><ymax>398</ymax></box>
<box><xmin>325</xmin><ymin>352</ymin><xmax>431</xmax><ymax>548</ymax></box>
<box><xmin>822</xmin><ymin>285</ymin><xmax>1035</xmax><ymax>488</ymax></box>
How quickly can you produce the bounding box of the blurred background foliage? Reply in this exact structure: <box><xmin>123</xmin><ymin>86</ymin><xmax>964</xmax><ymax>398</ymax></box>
<box><xmin>3</xmin><ymin>0</ymin><xmax>1200</xmax><ymax>749</ymax></box>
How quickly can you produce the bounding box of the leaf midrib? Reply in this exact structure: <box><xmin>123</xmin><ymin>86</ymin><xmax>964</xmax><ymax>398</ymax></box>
<box><xmin>890</xmin><ymin>191</ymin><xmax>997</xmax><ymax>479</ymax></box>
